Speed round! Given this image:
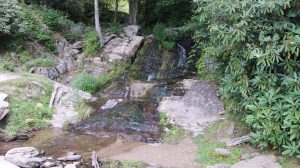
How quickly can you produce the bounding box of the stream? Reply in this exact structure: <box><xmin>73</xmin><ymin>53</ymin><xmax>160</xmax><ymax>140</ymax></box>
<box><xmin>0</xmin><ymin>40</ymin><xmax>191</xmax><ymax>160</ymax></box>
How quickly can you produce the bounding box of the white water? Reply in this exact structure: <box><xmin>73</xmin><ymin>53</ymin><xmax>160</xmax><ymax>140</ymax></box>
<box><xmin>177</xmin><ymin>44</ymin><xmax>187</xmax><ymax>67</ymax></box>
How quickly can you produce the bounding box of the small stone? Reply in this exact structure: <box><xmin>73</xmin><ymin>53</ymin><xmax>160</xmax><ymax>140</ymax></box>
<box><xmin>41</xmin><ymin>161</ymin><xmax>56</xmax><ymax>168</ymax></box>
<box><xmin>64</xmin><ymin>164</ymin><xmax>76</xmax><ymax>168</ymax></box>
<box><xmin>207</xmin><ymin>164</ymin><xmax>231</xmax><ymax>168</ymax></box>
<box><xmin>101</xmin><ymin>99</ymin><xmax>118</xmax><ymax>110</ymax></box>
<box><xmin>58</xmin><ymin>155</ymin><xmax>81</xmax><ymax>161</ymax></box>
<box><xmin>65</xmin><ymin>152</ymin><xmax>76</xmax><ymax>156</ymax></box>
<box><xmin>241</xmin><ymin>152</ymin><xmax>261</xmax><ymax>160</ymax></box>
<box><xmin>215</xmin><ymin>148</ymin><xmax>231</xmax><ymax>157</ymax></box>
<box><xmin>226</xmin><ymin>135</ymin><xmax>251</xmax><ymax>147</ymax></box>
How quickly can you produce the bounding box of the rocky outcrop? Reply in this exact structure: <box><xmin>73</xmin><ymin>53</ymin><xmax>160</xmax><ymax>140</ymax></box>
<box><xmin>4</xmin><ymin>147</ymin><xmax>45</xmax><ymax>168</ymax></box>
<box><xmin>123</xmin><ymin>25</ymin><xmax>142</xmax><ymax>38</ymax></box>
<box><xmin>158</xmin><ymin>79</ymin><xmax>224</xmax><ymax>135</ymax></box>
<box><xmin>50</xmin><ymin>83</ymin><xmax>95</xmax><ymax>128</ymax></box>
<box><xmin>101</xmin><ymin>36</ymin><xmax>144</xmax><ymax>62</ymax></box>
<box><xmin>0</xmin><ymin>93</ymin><xmax>9</xmax><ymax>120</ymax></box>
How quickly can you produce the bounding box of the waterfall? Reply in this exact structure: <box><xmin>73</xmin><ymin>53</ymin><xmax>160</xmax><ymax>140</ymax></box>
<box><xmin>147</xmin><ymin>72</ymin><xmax>156</xmax><ymax>81</ymax></box>
<box><xmin>177</xmin><ymin>44</ymin><xmax>187</xmax><ymax>67</ymax></box>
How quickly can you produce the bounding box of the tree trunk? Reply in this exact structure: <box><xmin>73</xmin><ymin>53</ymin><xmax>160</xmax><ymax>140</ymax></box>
<box><xmin>114</xmin><ymin>0</ymin><xmax>119</xmax><ymax>23</ymax></box>
<box><xmin>128</xmin><ymin>0</ymin><xmax>138</xmax><ymax>25</ymax></box>
<box><xmin>94</xmin><ymin>0</ymin><xmax>104</xmax><ymax>47</ymax></box>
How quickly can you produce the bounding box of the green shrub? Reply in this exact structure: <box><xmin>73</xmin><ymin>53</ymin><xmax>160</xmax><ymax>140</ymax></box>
<box><xmin>25</xmin><ymin>58</ymin><xmax>57</xmax><ymax>70</ymax></box>
<box><xmin>84</xmin><ymin>30</ymin><xmax>101</xmax><ymax>57</ymax></box>
<box><xmin>40</xmin><ymin>8</ymin><xmax>73</xmax><ymax>31</ymax></box>
<box><xmin>105</xmin><ymin>23</ymin><xmax>124</xmax><ymax>35</ymax></box>
<box><xmin>0</xmin><ymin>0</ymin><xmax>28</xmax><ymax>35</ymax></box>
<box><xmin>19</xmin><ymin>51</ymin><xmax>31</xmax><ymax>63</ymax></box>
<box><xmin>2</xmin><ymin>61</ymin><xmax>15</xmax><ymax>72</ymax></box>
<box><xmin>153</xmin><ymin>23</ymin><xmax>176</xmax><ymax>51</ymax></box>
<box><xmin>191</xmin><ymin>0</ymin><xmax>300</xmax><ymax>157</ymax></box>
<box><xmin>71</xmin><ymin>73</ymin><xmax>100</xmax><ymax>93</ymax></box>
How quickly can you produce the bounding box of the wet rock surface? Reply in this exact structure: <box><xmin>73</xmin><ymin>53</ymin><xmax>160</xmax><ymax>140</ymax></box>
<box><xmin>158</xmin><ymin>79</ymin><xmax>224</xmax><ymax>135</ymax></box>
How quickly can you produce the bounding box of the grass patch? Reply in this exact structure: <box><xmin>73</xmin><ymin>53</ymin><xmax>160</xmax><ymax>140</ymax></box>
<box><xmin>0</xmin><ymin>75</ymin><xmax>54</xmax><ymax>136</ymax></box>
<box><xmin>278</xmin><ymin>156</ymin><xmax>300</xmax><ymax>168</ymax></box>
<box><xmin>160</xmin><ymin>112</ymin><xmax>190</xmax><ymax>144</ymax></box>
<box><xmin>71</xmin><ymin>73</ymin><xmax>100</xmax><ymax>94</ymax></box>
<box><xmin>163</xmin><ymin>126</ymin><xmax>188</xmax><ymax>144</ymax></box>
<box><xmin>75</xmin><ymin>100</ymin><xmax>92</xmax><ymax>121</ymax></box>
<box><xmin>84</xmin><ymin>30</ymin><xmax>101</xmax><ymax>57</ymax></box>
<box><xmin>24</xmin><ymin>58</ymin><xmax>57</xmax><ymax>71</ymax></box>
<box><xmin>195</xmin><ymin>120</ymin><xmax>253</xmax><ymax>167</ymax></box>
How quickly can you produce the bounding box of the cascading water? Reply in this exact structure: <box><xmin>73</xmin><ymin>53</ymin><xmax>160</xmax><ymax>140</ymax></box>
<box><xmin>177</xmin><ymin>44</ymin><xmax>187</xmax><ymax>67</ymax></box>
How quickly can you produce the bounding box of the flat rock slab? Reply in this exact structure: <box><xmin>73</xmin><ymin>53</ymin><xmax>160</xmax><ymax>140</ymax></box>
<box><xmin>0</xmin><ymin>73</ymin><xmax>21</xmax><ymax>82</ymax></box>
<box><xmin>232</xmin><ymin>155</ymin><xmax>282</xmax><ymax>168</ymax></box>
<box><xmin>158</xmin><ymin>79</ymin><xmax>224</xmax><ymax>134</ymax></box>
<box><xmin>50</xmin><ymin>82</ymin><xmax>94</xmax><ymax>128</ymax></box>
<box><xmin>101</xmin><ymin>36</ymin><xmax>144</xmax><ymax>62</ymax></box>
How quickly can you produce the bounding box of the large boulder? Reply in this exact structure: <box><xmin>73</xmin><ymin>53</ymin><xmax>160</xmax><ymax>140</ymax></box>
<box><xmin>101</xmin><ymin>36</ymin><xmax>144</xmax><ymax>62</ymax></box>
<box><xmin>4</xmin><ymin>147</ymin><xmax>45</xmax><ymax>168</ymax></box>
<box><xmin>49</xmin><ymin>83</ymin><xmax>95</xmax><ymax>128</ymax></box>
<box><xmin>123</xmin><ymin>25</ymin><xmax>142</xmax><ymax>38</ymax></box>
<box><xmin>0</xmin><ymin>93</ymin><xmax>9</xmax><ymax>120</ymax></box>
<box><xmin>0</xmin><ymin>156</ymin><xmax>19</xmax><ymax>168</ymax></box>
<box><xmin>158</xmin><ymin>79</ymin><xmax>224</xmax><ymax>135</ymax></box>
<box><xmin>232</xmin><ymin>155</ymin><xmax>281</xmax><ymax>168</ymax></box>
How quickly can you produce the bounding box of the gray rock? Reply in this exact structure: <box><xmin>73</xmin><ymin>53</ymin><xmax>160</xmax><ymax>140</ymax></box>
<box><xmin>232</xmin><ymin>155</ymin><xmax>281</xmax><ymax>168</ymax></box>
<box><xmin>56</xmin><ymin>62</ymin><xmax>68</xmax><ymax>75</ymax></box>
<box><xmin>72</xmin><ymin>41</ymin><xmax>84</xmax><ymax>50</ymax></box>
<box><xmin>29</xmin><ymin>67</ymin><xmax>60</xmax><ymax>80</ymax></box>
<box><xmin>241</xmin><ymin>152</ymin><xmax>261</xmax><ymax>160</ymax></box>
<box><xmin>50</xmin><ymin>83</ymin><xmax>94</xmax><ymax>128</ymax></box>
<box><xmin>226</xmin><ymin>135</ymin><xmax>251</xmax><ymax>147</ymax></box>
<box><xmin>0</xmin><ymin>156</ymin><xmax>19</xmax><ymax>168</ymax></box>
<box><xmin>123</xmin><ymin>25</ymin><xmax>142</xmax><ymax>37</ymax></box>
<box><xmin>158</xmin><ymin>79</ymin><xmax>224</xmax><ymax>135</ymax></box>
<box><xmin>0</xmin><ymin>93</ymin><xmax>9</xmax><ymax>120</ymax></box>
<box><xmin>129</xmin><ymin>82</ymin><xmax>155</xmax><ymax>98</ymax></box>
<box><xmin>101</xmin><ymin>36</ymin><xmax>144</xmax><ymax>62</ymax></box>
<box><xmin>58</xmin><ymin>155</ymin><xmax>81</xmax><ymax>161</ymax></box>
<box><xmin>101</xmin><ymin>99</ymin><xmax>119</xmax><ymax>110</ymax></box>
<box><xmin>41</xmin><ymin>161</ymin><xmax>56</xmax><ymax>168</ymax></box>
<box><xmin>214</xmin><ymin>148</ymin><xmax>231</xmax><ymax>157</ymax></box>
<box><xmin>5</xmin><ymin>147</ymin><xmax>45</xmax><ymax>168</ymax></box>
<box><xmin>207</xmin><ymin>164</ymin><xmax>231</xmax><ymax>168</ymax></box>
